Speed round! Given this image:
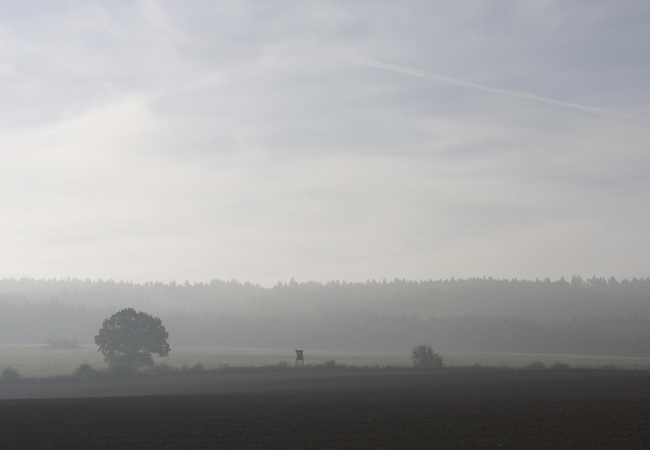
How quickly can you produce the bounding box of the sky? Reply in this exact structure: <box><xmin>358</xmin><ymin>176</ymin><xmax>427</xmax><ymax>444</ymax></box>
<box><xmin>1</xmin><ymin>0</ymin><xmax>649</xmax><ymax>286</ymax></box>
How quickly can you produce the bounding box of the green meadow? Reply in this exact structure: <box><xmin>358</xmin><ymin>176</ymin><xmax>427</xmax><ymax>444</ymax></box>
<box><xmin>1</xmin><ymin>344</ymin><xmax>650</xmax><ymax>378</ymax></box>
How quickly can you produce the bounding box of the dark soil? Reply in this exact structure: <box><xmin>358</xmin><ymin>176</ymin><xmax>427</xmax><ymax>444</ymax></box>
<box><xmin>1</xmin><ymin>370</ymin><xmax>649</xmax><ymax>449</ymax></box>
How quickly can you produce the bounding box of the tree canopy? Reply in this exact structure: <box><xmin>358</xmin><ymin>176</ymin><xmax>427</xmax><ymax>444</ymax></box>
<box><xmin>411</xmin><ymin>344</ymin><xmax>443</xmax><ymax>370</ymax></box>
<box><xmin>95</xmin><ymin>308</ymin><xmax>170</xmax><ymax>367</ymax></box>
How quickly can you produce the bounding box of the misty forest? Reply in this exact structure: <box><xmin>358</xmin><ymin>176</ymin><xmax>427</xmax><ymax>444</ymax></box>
<box><xmin>1</xmin><ymin>276</ymin><xmax>649</xmax><ymax>357</ymax></box>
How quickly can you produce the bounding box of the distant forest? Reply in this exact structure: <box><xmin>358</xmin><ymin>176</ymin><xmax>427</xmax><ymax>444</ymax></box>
<box><xmin>1</xmin><ymin>276</ymin><xmax>649</xmax><ymax>356</ymax></box>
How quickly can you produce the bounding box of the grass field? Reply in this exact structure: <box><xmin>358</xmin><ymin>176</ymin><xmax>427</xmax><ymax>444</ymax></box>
<box><xmin>1</xmin><ymin>344</ymin><xmax>650</xmax><ymax>378</ymax></box>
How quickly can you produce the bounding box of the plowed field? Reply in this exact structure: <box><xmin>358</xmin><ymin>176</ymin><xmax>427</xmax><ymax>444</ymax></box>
<box><xmin>1</xmin><ymin>370</ymin><xmax>649</xmax><ymax>449</ymax></box>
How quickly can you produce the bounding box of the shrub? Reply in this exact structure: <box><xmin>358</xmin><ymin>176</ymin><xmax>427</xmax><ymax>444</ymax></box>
<box><xmin>74</xmin><ymin>363</ymin><xmax>96</xmax><ymax>379</ymax></box>
<box><xmin>526</xmin><ymin>360</ymin><xmax>546</xmax><ymax>370</ymax></box>
<box><xmin>411</xmin><ymin>344</ymin><xmax>444</xmax><ymax>370</ymax></box>
<box><xmin>551</xmin><ymin>361</ymin><xmax>571</xmax><ymax>370</ymax></box>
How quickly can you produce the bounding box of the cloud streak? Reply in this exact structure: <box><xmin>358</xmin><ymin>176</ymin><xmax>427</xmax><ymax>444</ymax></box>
<box><xmin>335</xmin><ymin>55</ymin><xmax>649</xmax><ymax>121</ymax></box>
<box><xmin>2</xmin><ymin>1</ymin><xmax>650</xmax><ymax>285</ymax></box>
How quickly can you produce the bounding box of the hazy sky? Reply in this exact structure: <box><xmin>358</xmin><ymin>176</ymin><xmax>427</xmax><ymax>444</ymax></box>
<box><xmin>1</xmin><ymin>1</ymin><xmax>649</xmax><ymax>286</ymax></box>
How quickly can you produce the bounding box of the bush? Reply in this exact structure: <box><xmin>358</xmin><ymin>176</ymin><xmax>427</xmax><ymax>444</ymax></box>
<box><xmin>1</xmin><ymin>366</ymin><xmax>23</xmax><ymax>383</ymax></box>
<box><xmin>411</xmin><ymin>344</ymin><xmax>443</xmax><ymax>370</ymax></box>
<box><xmin>526</xmin><ymin>360</ymin><xmax>546</xmax><ymax>370</ymax></box>
<box><xmin>74</xmin><ymin>363</ymin><xmax>96</xmax><ymax>379</ymax></box>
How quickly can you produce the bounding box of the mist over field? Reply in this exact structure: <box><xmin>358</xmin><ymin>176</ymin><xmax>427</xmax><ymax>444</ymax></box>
<box><xmin>1</xmin><ymin>276</ymin><xmax>650</xmax><ymax>357</ymax></box>
<box><xmin>1</xmin><ymin>3</ymin><xmax>649</xmax><ymax>361</ymax></box>
<box><xmin>2</xmin><ymin>4</ymin><xmax>650</xmax><ymax>448</ymax></box>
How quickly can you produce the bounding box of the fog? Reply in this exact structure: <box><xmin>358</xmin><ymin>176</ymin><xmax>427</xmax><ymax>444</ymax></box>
<box><xmin>2</xmin><ymin>3</ymin><xmax>650</xmax><ymax>361</ymax></box>
<box><xmin>1</xmin><ymin>276</ymin><xmax>649</xmax><ymax>357</ymax></box>
<box><xmin>1</xmin><ymin>1</ymin><xmax>649</xmax><ymax>285</ymax></box>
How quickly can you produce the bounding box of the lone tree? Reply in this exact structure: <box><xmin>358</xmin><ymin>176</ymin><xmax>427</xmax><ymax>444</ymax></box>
<box><xmin>411</xmin><ymin>344</ymin><xmax>443</xmax><ymax>370</ymax></box>
<box><xmin>95</xmin><ymin>308</ymin><xmax>170</xmax><ymax>368</ymax></box>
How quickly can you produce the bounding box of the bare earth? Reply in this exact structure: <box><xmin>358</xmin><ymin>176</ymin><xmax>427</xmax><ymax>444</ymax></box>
<box><xmin>1</xmin><ymin>370</ymin><xmax>649</xmax><ymax>449</ymax></box>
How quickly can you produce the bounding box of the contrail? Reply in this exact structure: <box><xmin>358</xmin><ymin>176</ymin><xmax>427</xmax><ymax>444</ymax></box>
<box><xmin>336</xmin><ymin>55</ymin><xmax>647</xmax><ymax>121</ymax></box>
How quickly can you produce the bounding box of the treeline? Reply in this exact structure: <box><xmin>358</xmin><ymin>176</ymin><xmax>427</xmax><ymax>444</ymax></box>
<box><xmin>1</xmin><ymin>276</ymin><xmax>649</xmax><ymax>356</ymax></box>
<box><xmin>1</xmin><ymin>275</ymin><xmax>649</xmax><ymax>319</ymax></box>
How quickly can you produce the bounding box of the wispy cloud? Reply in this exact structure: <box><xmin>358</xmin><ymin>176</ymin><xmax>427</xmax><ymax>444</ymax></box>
<box><xmin>334</xmin><ymin>55</ymin><xmax>649</xmax><ymax>121</ymax></box>
<box><xmin>137</xmin><ymin>0</ymin><xmax>193</xmax><ymax>46</ymax></box>
<box><xmin>1</xmin><ymin>1</ymin><xmax>649</xmax><ymax>284</ymax></box>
